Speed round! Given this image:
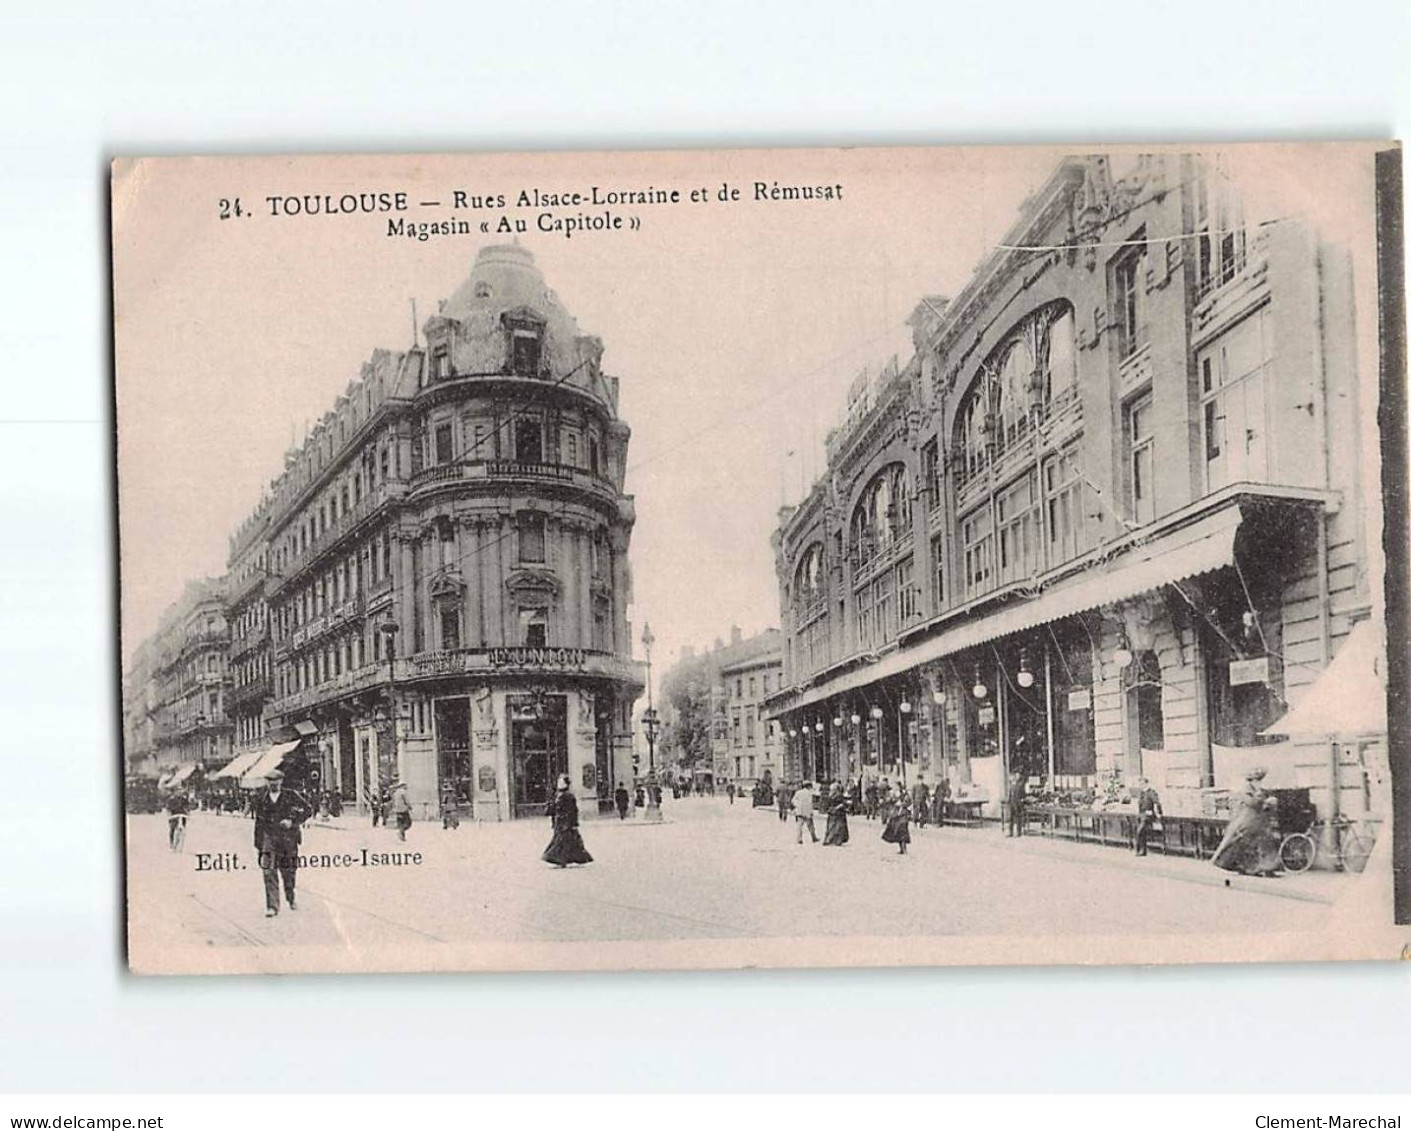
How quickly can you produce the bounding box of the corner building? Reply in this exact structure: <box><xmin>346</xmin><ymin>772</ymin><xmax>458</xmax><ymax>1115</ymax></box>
<box><xmin>768</xmin><ymin>155</ymin><xmax>1381</xmax><ymax>827</ymax></box>
<box><xmin>259</xmin><ymin>245</ymin><xmax>644</xmax><ymax>820</ymax></box>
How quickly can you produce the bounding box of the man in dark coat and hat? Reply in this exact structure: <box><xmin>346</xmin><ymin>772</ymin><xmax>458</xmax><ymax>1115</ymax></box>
<box><xmin>253</xmin><ymin>769</ymin><xmax>312</xmax><ymax>917</ymax></box>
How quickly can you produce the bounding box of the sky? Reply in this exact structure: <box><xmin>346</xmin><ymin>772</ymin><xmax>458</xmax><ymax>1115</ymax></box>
<box><xmin>112</xmin><ymin>143</ymin><xmax>1383</xmax><ymax>689</ymax></box>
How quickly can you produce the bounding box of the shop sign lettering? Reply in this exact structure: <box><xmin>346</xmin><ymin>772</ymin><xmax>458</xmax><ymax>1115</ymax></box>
<box><xmin>489</xmin><ymin>646</ymin><xmax>586</xmax><ymax>669</ymax></box>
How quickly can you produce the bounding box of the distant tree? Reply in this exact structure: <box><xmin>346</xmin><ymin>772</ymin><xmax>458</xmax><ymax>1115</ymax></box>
<box><xmin>661</xmin><ymin>658</ymin><xmax>713</xmax><ymax>767</ymax></box>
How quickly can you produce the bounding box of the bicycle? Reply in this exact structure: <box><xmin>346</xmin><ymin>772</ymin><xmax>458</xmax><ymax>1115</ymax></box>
<box><xmin>1278</xmin><ymin>815</ymin><xmax>1377</xmax><ymax>874</ymax></box>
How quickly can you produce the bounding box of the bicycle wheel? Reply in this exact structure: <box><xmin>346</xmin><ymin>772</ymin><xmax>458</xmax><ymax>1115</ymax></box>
<box><xmin>1339</xmin><ymin>830</ymin><xmax>1372</xmax><ymax>874</ymax></box>
<box><xmin>1279</xmin><ymin>832</ymin><xmax>1317</xmax><ymax>874</ymax></box>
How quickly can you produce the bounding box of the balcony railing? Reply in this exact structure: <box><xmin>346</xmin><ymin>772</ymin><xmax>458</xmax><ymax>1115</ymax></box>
<box><xmin>792</xmin><ymin>596</ymin><xmax>828</xmax><ymax>626</ymax></box>
<box><xmin>850</xmin><ymin>532</ymin><xmax>912</xmax><ymax>582</ymax></box>
<box><xmin>269</xmin><ymin>480</ymin><xmax>406</xmax><ymax>592</ymax></box>
<box><xmin>270</xmin><ymin>661</ymin><xmax>392</xmax><ymax>717</ymax></box>
<box><xmin>409</xmin><ymin>458</ymin><xmax>617</xmax><ymax>500</ymax></box>
<box><xmin>1117</xmin><ymin>343</ymin><xmax>1153</xmax><ymax>397</ymax></box>
<box><xmin>1193</xmin><ymin>234</ymin><xmax>1271</xmax><ymax>340</ymax></box>
<box><xmin>284</xmin><ymin>594</ymin><xmax>365</xmax><ymax>654</ymax></box>
<box><xmin>227</xmin><ymin>567</ymin><xmax>268</xmax><ymax>608</ymax></box>
<box><xmin>179</xmin><ymin>626</ymin><xmax>229</xmax><ymax>659</ymax></box>
<box><xmin>952</xmin><ymin>393</ymin><xmax>1085</xmax><ymax>502</ymax></box>
<box><xmin>228</xmin><ymin>675</ymin><xmax>273</xmax><ymax>708</ymax></box>
<box><xmin>228</xmin><ymin>624</ymin><xmax>269</xmax><ymax>660</ymax></box>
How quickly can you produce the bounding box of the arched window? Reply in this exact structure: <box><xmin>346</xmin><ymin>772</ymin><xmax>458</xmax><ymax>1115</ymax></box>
<box><xmin>793</xmin><ymin>543</ymin><xmax>830</xmax><ymax>676</ymax></box>
<box><xmin>998</xmin><ymin>337</ymin><xmax>1034</xmax><ymax>449</ymax></box>
<box><xmin>959</xmin><ymin>302</ymin><xmax>1079</xmax><ymax>474</ymax></box>
<box><xmin>891</xmin><ymin>464</ymin><xmax>912</xmax><ymax>535</ymax></box>
<box><xmin>1126</xmin><ymin>649</ymin><xmax>1165</xmax><ymax>777</ymax></box>
<box><xmin>851</xmin><ymin>464</ymin><xmax>912</xmax><ymax>566</ymax></box>
<box><xmin>872</xmin><ymin>473</ymin><xmax>892</xmax><ymax>546</ymax></box>
<box><xmin>959</xmin><ymin>390</ymin><xmax>987</xmax><ymax>481</ymax></box>
<box><xmin>794</xmin><ymin>543</ymin><xmax>825</xmax><ymax>611</ymax></box>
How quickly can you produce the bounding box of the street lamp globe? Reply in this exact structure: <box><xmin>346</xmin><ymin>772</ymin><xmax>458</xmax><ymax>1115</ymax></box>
<box><xmin>899</xmin><ymin>700</ymin><xmax>912</xmax><ymax>714</ymax></box>
<box><xmin>850</xmin><ymin>713</ymin><xmax>861</xmax><ymax>725</ymax></box>
<box><xmin>869</xmin><ymin>705</ymin><xmax>883</xmax><ymax>720</ymax></box>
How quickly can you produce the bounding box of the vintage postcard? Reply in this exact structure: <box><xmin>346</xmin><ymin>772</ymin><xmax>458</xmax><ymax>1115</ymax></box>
<box><xmin>113</xmin><ymin>142</ymin><xmax>1406</xmax><ymax>975</ymax></box>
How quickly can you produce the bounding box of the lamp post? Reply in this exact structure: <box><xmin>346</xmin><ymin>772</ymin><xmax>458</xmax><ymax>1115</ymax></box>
<box><xmin>898</xmin><ymin>698</ymin><xmax>912</xmax><ymax>789</ymax></box>
<box><xmin>869</xmin><ymin>703</ymin><xmax>883</xmax><ymax>778</ymax></box>
<box><xmin>376</xmin><ymin>620</ymin><xmax>400</xmax><ymax>816</ymax></box>
<box><xmin>641</xmin><ymin>621</ymin><xmax>662</xmax><ymax>822</ymax></box>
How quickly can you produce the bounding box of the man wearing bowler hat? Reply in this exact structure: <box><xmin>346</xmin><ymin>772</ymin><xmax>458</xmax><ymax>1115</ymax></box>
<box><xmin>253</xmin><ymin>768</ymin><xmax>312</xmax><ymax>917</ymax></box>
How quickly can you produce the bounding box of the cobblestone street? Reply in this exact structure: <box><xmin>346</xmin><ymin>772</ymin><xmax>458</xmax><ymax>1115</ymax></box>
<box><xmin>127</xmin><ymin>795</ymin><xmax>1347</xmax><ymax>957</ymax></box>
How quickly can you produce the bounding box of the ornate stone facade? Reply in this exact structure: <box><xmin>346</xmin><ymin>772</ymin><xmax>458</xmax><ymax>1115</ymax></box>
<box><xmin>226</xmin><ymin>244</ymin><xmax>644</xmax><ymax>819</ymax></box>
<box><xmin>768</xmin><ymin>154</ymin><xmax>1377</xmax><ymax>824</ymax></box>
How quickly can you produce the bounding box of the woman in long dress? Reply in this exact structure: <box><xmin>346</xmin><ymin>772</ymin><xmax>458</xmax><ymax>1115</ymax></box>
<box><xmin>543</xmin><ymin>775</ymin><xmax>594</xmax><ymax>867</ymax></box>
<box><xmin>823</xmin><ymin>781</ymin><xmax>850</xmax><ymax>846</ymax></box>
<box><xmin>1212</xmin><ymin>767</ymin><xmax>1281</xmax><ymax>877</ymax></box>
<box><xmin>881</xmin><ymin>788</ymin><xmax>911</xmax><ymax>855</ymax></box>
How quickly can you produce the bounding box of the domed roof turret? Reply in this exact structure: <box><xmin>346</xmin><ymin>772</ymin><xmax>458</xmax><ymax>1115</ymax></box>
<box><xmin>437</xmin><ymin>244</ymin><xmax>581</xmax><ymax>338</ymax></box>
<box><xmin>428</xmin><ymin>244</ymin><xmax>593</xmax><ymax>383</ymax></box>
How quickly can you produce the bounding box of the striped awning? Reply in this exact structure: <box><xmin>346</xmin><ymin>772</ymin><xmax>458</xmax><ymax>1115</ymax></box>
<box><xmin>238</xmin><ymin>739</ymin><xmax>303</xmax><ymax>789</ymax></box>
<box><xmin>772</xmin><ymin>504</ymin><xmax>1242</xmax><ymax>717</ymax></box>
<box><xmin>158</xmin><ymin>764</ymin><xmax>198</xmax><ymax>789</ymax></box>
<box><xmin>212</xmin><ymin>748</ymin><xmax>266</xmax><ymax>781</ymax></box>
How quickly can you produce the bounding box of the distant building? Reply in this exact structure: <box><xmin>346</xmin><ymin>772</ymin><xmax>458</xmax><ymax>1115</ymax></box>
<box><xmin>226</xmin><ymin>506</ymin><xmax>274</xmax><ymax>758</ymax></box>
<box><xmin>123</xmin><ymin>578</ymin><xmax>233</xmax><ymax>782</ymax></box>
<box><xmin>717</xmin><ymin>635</ymin><xmax>784</xmax><ymax>786</ymax></box>
<box><xmin>768</xmin><ymin>153</ymin><xmax>1377</xmax><ymax>820</ymax></box>
<box><xmin>659</xmin><ymin>627</ymin><xmax>783</xmax><ymax>788</ymax></box>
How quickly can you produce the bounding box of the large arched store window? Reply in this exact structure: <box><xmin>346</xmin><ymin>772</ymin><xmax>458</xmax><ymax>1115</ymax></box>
<box><xmin>1125</xmin><ymin>649</ymin><xmax>1165</xmax><ymax>778</ymax></box>
<box><xmin>793</xmin><ymin>543</ymin><xmax>829</xmax><ymax>677</ymax></box>
<box><xmin>850</xmin><ymin>463</ymin><xmax>912</xmax><ymax>568</ymax></box>
<box><xmin>954</xmin><ymin>301</ymin><xmax>1079</xmax><ymax>479</ymax></box>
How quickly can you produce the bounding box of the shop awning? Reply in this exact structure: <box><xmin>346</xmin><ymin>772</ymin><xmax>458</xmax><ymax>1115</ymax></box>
<box><xmin>238</xmin><ymin>740</ymin><xmax>303</xmax><ymax>789</ymax></box>
<box><xmin>773</xmin><ymin>505</ymin><xmax>1242</xmax><ymax>717</ymax></box>
<box><xmin>158</xmin><ymin>764</ymin><xmax>198</xmax><ymax>789</ymax></box>
<box><xmin>1263</xmin><ymin>619</ymin><xmax>1386</xmax><ymax>738</ymax></box>
<box><xmin>212</xmin><ymin>748</ymin><xmax>266</xmax><ymax>781</ymax></box>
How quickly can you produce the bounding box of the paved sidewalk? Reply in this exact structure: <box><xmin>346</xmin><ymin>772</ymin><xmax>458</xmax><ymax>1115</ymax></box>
<box><xmin>785</xmin><ymin>807</ymin><xmax>1347</xmax><ymax>905</ymax></box>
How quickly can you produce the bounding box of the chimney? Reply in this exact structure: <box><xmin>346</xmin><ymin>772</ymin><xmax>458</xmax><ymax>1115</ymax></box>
<box><xmin>731</xmin><ymin>625</ymin><xmax>743</xmax><ymax>646</ymax></box>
